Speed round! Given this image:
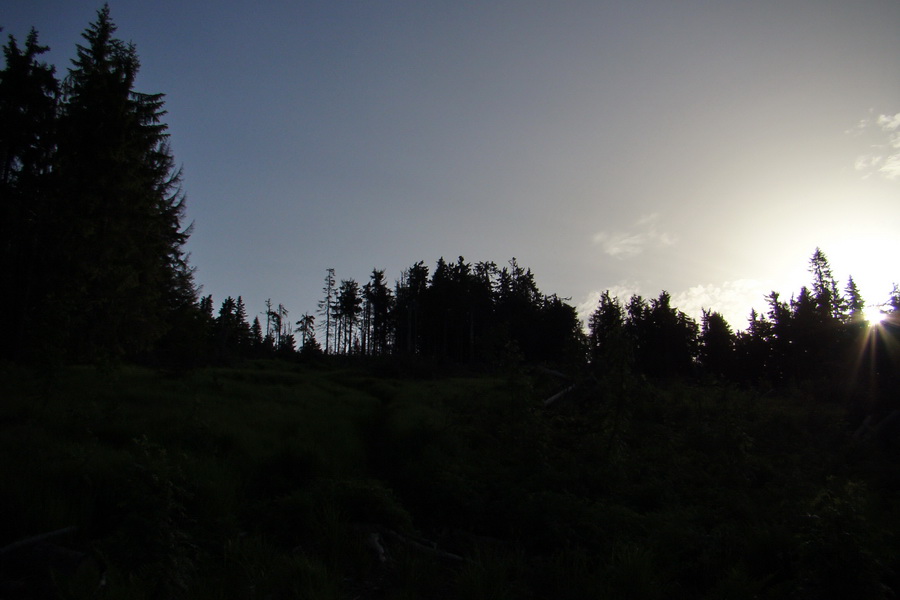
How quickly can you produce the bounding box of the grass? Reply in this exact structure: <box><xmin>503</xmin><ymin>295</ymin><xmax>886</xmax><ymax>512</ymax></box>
<box><xmin>1</xmin><ymin>359</ymin><xmax>898</xmax><ymax>598</ymax></box>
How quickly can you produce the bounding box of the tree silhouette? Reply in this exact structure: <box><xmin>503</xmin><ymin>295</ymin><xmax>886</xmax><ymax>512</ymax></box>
<box><xmin>235</xmin><ymin>296</ymin><xmax>252</xmax><ymax>352</ymax></box>
<box><xmin>764</xmin><ymin>291</ymin><xmax>792</xmax><ymax>384</ymax></box>
<box><xmin>296</xmin><ymin>312</ymin><xmax>314</xmax><ymax>347</ymax></box>
<box><xmin>250</xmin><ymin>316</ymin><xmax>264</xmax><ymax>353</ymax></box>
<box><xmin>648</xmin><ymin>292</ymin><xmax>698</xmax><ymax>378</ymax></box>
<box><xmin>790</xmin><ymin>286</ymin><xmax>821</xmax><ymax>380</ymax></box>
<box><xmin>48</xmin><ymin>5</ymin><xmax>194</xmax><ymax>359</ymax></box>
<box><xmin>535</xmin><ymin>293</ymin><xmax>583</xmax><ymax>365</ymax></box>
<box><xmin>809</xmin><ymin>247</ymin><xmax>842</xmax><ymax>321</ymax></box>
<box><xmin>335</xmin><ymin>279</ymin><xmax>362</xmax><ymax>354</ymax></box>
<box><xmin>589</xmin><ymin>291</ymin><xmax>630</xmax><ymax>377</ymax></box>
<box><xmin>844</xmin><ymin>276</ymin><xmax>865</xmax><ymax>324</ymax></box>
<box><xmin>318</xmin><ymin>268</ymin><xmax>336</xmax><ymax>354</ymax></box>
<box><xmin>700</xmin><ymin>309</ymin><xmax>735</xmax><ymax>380</ymax></box>
<box><xmin>493</xmin><ymin>258</ymin><xmax>542</xmax><ymax>362</ymax></box>
<box><xmin>267</xmin><ymin>303</ymin><xmax>290</xmax><ymax>349</ymax></box>
<box><xmin>393</xmin><ymin>261</ymin><xmax>429</xmax><ymax>356</ymax></box>
<box><xmin>733</xmin><ymin>309</ymin><xmax>773</xmax><ymax>385</ymax></box>
<box><xmin>364</xmin><ymin>269</ymin><xmax>393</xmax><ymax>356</ymax></box>
<box><xmin>0</xmin><ymin>28</ymin><xmax>59</xmax><ymax>359</ymax></box>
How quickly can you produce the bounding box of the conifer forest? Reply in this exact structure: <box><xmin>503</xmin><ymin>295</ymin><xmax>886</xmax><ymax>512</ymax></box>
<box><xmin>2</xmin><ymin>6</ymin><xmax>900</xmax><ymax>599</ymax></box>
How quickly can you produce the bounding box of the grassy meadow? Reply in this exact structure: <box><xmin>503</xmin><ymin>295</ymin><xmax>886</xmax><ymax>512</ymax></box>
<box><xmin>1</xmin><ymin>359</ymin><xmax>898</xmax><ymax>598</ymax></box>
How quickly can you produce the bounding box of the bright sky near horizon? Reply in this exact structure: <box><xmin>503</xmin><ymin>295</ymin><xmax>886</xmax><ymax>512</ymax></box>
<box><xmin>6</xmin><ymin>1</ymin><xmax>900</xmax><ymax>331</ymax></box>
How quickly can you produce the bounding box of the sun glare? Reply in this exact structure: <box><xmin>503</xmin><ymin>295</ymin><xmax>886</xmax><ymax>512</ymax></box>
<box><xmin>864</xmin><ymin>307</ymin><xmax>887</xmax><ymax>326</ymax></box>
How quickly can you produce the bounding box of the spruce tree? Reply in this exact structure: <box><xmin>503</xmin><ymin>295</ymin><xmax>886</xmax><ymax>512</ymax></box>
<box><xmin>365</xmin><ymin>269</ymin><xmax>393</xmax><ymax>355</ymax></box>
<box><xmin>52</xmin><ymin>5</ymin><xmax>194</xmax><ymax>359</ymax></box>
<box><xmin>215</xmin><ymin>296</ymin><xmax>238</xmax><ymax>359</ymax></box>
<box><xmin>234</xmin><ymin>296</ymin><xmax>251</xmax><ymax>352</ymax></box>
<box><xmin>734</xmin><ymin>309</ymin><xmax>773</xmax><ymax>385</ymax></box>
<box><xmin>589</xmin><ymin>291</ymin><xmax>630</xmax><ymax>377</ymax></box>
<box><xmin>336</xmin><ymin>280</ymin><xmax>362</xmax><ymax>354</ymax></box>
<box><xmin>700</xmin><ymin>309</ymin><xmax>735</xmax><ymax>379</ymax></box>
<box><xmin>0</xmin><ymin>28</ymin><xmax>59</xmax><ymax>358</ymax></box>
<box><xmin>393</xmin><ymin>261</ymin><xmax>428</xmax><ymax>355</ymax></box>
<box><xmin>844</xmin><ymin>276</ymin><xmax>865</xmax><ymax>323</ymax></box>
<box><xmin>250</xmin><ymin>316</ymin><xmax>263</xmax><ymax>351</ymax></box>
<box><xmin>809</xmin><ymin>248</ymin><xmax>842</xmax><ymax>320</ymax></box>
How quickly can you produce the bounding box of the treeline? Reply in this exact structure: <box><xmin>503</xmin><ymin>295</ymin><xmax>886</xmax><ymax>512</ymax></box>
<box><xmin>589</xmin><ymin>248</ymin><xmax>900</xmax><ymax>410</ymax></box>
<box><xmin>198</xmin><ymin>246</ymin><xmax>900</xmax><ymax>412</ymax></box>
<box><xmin>192</xmin><ymin>295</ymin><xmax>317</xmax><ymax>363</ymax></box>
<box><xmin>1</xmin><ymin>6</ymin><xmax>196</xmax><ymax>362</ymax></box>
<box><xmin>198</xmin><ymin>257</ymin><xmax>584</xmax><ymax>366</ymax></box>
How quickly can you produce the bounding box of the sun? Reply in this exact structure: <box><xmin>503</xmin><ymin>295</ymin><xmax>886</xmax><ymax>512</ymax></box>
<box><xmin>864</xmin><ymin>306</ymin><xmax>887</xmax><ymax>326</ymax></box>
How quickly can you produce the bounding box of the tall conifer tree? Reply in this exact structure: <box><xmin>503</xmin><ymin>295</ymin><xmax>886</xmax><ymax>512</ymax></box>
<box><xmin>589</xmin><ymin>291</ymin><xmax>630</xmax><ymax>377</ymax></box>
<box><xmin>52</xmin><ymin>5</ymin><xmax>194</xmax><ymax>358</ymax></box>
<box><xmin>0</xmin><ymin>28</ymin><xmax>59</xmax><ymax>358</ymax></box>
<box><xmin>365</xmin><ymin>269</ymin><xmax>393</xmax><ymax>355</ymax></box>
<box><xmin>318</xmin><ymin>268</ymin><xmax>336</xmax><ymax>354</ymax></box>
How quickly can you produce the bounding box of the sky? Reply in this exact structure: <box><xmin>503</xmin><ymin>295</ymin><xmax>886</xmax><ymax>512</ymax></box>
<box><xmin>5</xmin><ymin>0</ymin><xmax>900</xmax><ymax>331</ymax></box>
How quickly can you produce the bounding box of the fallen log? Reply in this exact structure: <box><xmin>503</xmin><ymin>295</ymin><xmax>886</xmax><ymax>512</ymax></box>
<box><xmin>354</xmin><ymin>524</ymin><xmax>468</xmax><ymax>564</ymax></box>
<box><xmin>382</xmin><ymin>528</ymin><xmax>468</xmax><ymax>563</ymax></box>
<box><xmin>0</xmin><ymin>526</ymin><xmax>78</xmax><ymax>556</ymax></box>
<box><xmin>544</xmin><ymin>383</ymin><xmax>578</xmax><ymax>406</ymax></box>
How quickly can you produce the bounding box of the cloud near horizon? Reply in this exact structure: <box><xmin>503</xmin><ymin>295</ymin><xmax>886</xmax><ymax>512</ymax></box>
<box><xmin>576</xmin><ymin>281</ymin><xmax>643</xmax><ymax>323</ymax></box>
<box><xmin>592</xmin><ymin>213</ymin><xmax>677</xmax><ymax>258</ymax></box>
<box><xmin>577</xmin><ymin>278</ymin><xmax>773</xmax><ymax>333</ymax></box>
<box><xmin>852</xmin><ymin>112</ymin><xmax>900</xmax><ymax>180</ymax></box>
<box><xmin>671</xmin><ymin>279</ymin><xmax>774</xmax><ymax>330</ymax></box>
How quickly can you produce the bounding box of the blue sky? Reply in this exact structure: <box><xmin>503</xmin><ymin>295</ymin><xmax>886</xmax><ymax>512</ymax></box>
<box><xmin>6</xmin><ymin>1</ymin><xmax>900</xmax><ymax>330</ymax></box>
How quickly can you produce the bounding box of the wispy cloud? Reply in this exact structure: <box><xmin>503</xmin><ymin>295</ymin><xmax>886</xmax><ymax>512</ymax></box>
<box><xmin>851</xmin><ymin>111</ymin><xmax>900</xmax><ymax>180</ymax></box>
<box><xmin>592</xmin><ymin>213</ymin><xmax>676</xmax><ymax>258</ymax></box>
<box><xmin>877</xmin><ymin>113</ymin><xmax>900</xmax><ymax>132</ymax></box>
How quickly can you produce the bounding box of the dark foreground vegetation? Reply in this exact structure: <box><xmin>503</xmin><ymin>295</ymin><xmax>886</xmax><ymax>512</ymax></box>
<box><xmin>3</xmin><ymin>359</ymin><xmax>900</xmax><ymax>599</ymax></box>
